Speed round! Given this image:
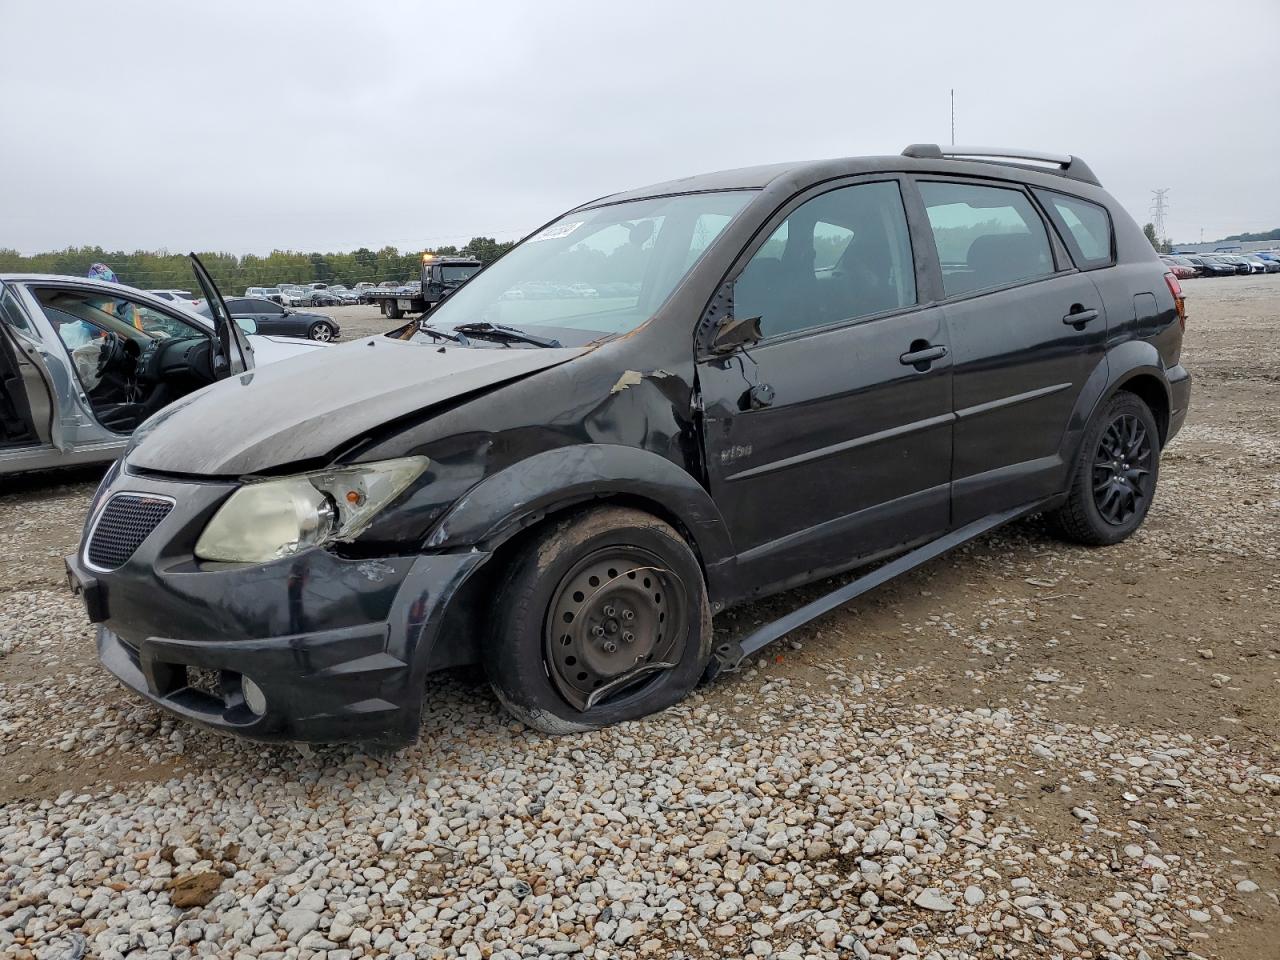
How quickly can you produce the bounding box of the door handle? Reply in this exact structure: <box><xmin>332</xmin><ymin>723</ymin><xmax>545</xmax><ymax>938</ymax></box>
<box><xmin>899</xmin><ymin>343</ymin><xmax>948</xmax><ymax>368</ymax></box>
<box><xmin>1062</xmin><ymin>306</ymin><xmax>1099</xmax><ymax>327</ymax></box>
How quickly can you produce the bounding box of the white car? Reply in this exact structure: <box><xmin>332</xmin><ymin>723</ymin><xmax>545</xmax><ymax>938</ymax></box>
<box><xmin>147</xmin><ymin>289</ymin><xmax>205</xmax><ymax>309</ymax></box>
<box><xmin>0</xmin><ymin>257</ymin><xmax>324</xmax><ymax>475</ymax></box>
<box><xmin>279</xmin><ymin>285</ymin><xmax>309</xmax><ymax>307</ymax></box>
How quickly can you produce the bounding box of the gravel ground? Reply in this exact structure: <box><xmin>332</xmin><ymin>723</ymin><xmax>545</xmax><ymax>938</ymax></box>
<box><xmin>2</xmin><ymin>277</ymin><xmax>1278</xmax><ymax>960</ymax></box>
<box><xmin>305</xmin><ymin>304</ymin><xmax>406</xmax><ymax>342</ymax></box>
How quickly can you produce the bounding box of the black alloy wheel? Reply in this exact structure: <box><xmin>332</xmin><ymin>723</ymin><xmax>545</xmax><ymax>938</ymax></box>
<box><xmin>1091</xmin><ymin>412</ymin><xmax>1154</xmax><ymax>526</ymax></box>
<box><xmin>1048</xmin><ymin>391</ymin><xmax>1161</xmax><ymax>546</ymax></box>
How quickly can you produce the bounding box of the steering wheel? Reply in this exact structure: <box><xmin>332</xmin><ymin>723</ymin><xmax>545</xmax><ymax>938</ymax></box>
<box><xmin>95</xmin><ymin>332</ymin><xmax>128</xmax><ymax>380</ymax></box>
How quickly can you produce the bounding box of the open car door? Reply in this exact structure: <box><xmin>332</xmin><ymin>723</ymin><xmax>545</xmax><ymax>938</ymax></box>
<box><xmin>0</xmin><ymin>282</ymin><xmax>60</xmax><ymax>450</ymax></box>
<box><xmin>189</xmin><ymin>253</ymin><xmax>254</xmax><ymax>377</ymax></box>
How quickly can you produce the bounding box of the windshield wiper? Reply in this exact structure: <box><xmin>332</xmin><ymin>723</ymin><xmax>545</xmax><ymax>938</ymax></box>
<box><xmin>416</xmin><ymin>324</ymin><xmax>471</xmax><ymax>345</ymax></box>
<box><xmin>453</xmin><ymin>322</ymin><xmax>562</xmax><ymax>348</ymax></box>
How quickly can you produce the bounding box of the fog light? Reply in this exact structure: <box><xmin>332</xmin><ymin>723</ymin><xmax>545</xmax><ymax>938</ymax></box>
<box><xmin>241</xmin><ymin>676</ymin><xmax>267</xmax><ymax>716</ymax></box>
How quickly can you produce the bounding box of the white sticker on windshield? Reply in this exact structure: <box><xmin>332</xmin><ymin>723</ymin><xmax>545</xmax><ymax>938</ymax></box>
<box><xmin>528</xmin><ymin>221</ymin><xmax>583</xmax><ymax>242</ymax></box>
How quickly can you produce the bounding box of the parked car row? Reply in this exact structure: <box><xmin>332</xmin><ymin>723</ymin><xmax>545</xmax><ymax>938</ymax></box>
<box><xmin>1162</xmin><ymin>251</ymin><xmax>1280</xmax><ymax>277</ymax></box>
<box><xmin>242</xmin><ymin>282</ymin><xmax>397</xmax><ymax>307</ymax></box>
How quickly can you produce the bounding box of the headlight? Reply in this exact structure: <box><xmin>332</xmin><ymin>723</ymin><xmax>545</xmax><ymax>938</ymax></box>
<box><xmin>194</xmin><ymin>456</ymin><xmax>428</xmax><ymax>563</ymax></box>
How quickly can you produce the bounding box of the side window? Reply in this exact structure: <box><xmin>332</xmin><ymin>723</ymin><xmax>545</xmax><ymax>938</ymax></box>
<box><xmin>260</xmin><ymin>300</ymin><xmax>284</xmax><ymax>315</ymax></box>
<box><xmin>0</xmin><ymin>288</ymin><xmax>37</xmax><ymax>340</ymax></box>
<box><xmin>35</xmin><ymin>288</ymin><xmax>203</xmax><ymax>345</ymax></box>
<box><xmin>918</xmin><ymin>181</ymin><xmax>1054</xmax><ymax>297</ymax></box>
<box><xmin>226</xmin><ymin>298</ymin><xmax>248</xmax><ymax>312</ymax></box>
<box><xmin>1034</xmin><ymin>189</ymin><xmax>1114</xmax><ymax>269</ymax></box>
<box><xmin>735</xmin><ymin>180</ymin><xmax>916</xmax><ymax>339</ymax></box>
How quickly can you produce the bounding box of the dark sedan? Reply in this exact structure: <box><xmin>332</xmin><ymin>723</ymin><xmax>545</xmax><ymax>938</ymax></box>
<box><xmin>221</xmin><ymin>297</ymin><xmax>341</xmax><ymax>341</ymax></box>
<box><xmin>1182</xmin><ymin>255</ymin><xmax>1237</xmax><ymax>277</ymax></box>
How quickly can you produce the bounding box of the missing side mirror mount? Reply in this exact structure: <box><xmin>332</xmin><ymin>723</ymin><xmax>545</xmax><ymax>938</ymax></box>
<box><xmin>710</xmin><ymin>315</ymin><xmax>763</xmax><ymax>355</ymax></box>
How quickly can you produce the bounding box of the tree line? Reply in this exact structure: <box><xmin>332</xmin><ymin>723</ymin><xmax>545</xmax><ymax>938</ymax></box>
<box><xmin>0</xmin><ymin>238</ymin><xmax>517</xmax><ymax>292</ymax></box>
<box><xmin>1222</xmin><ymin>228</ymin><xmax>1280</xmax><ymax>242</ymax></box>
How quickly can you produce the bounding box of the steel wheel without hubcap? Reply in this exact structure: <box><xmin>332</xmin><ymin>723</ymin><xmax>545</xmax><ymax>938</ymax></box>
<box><xmin>1092</xmin><ymin>412</ymin><xmax>1153</xmax><ymax>526</ymax></box>
<box><xmin>544</xmin><ymin>547</ymin><xmax>688</xmax><ymax>712</ymax></box>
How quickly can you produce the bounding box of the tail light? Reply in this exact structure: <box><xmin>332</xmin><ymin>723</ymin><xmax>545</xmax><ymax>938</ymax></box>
<box><xmin>1164</xmin><ymin>271</ymin><xmax>1187</xmax><ymax>331</ymax></box>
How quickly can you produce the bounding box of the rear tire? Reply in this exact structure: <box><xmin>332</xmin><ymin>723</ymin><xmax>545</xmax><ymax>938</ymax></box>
<box><xmin>385</xmin><ymin>299</ymin><xmax>403</xmax><ymax>320</ymax></box>
<box><xmin>1048</xmin><ymin>392</ymin><xmax>1160</xmax><ymax>546</ymax></box>
<box><xmin>485</xmin><ymin>506</ymin><xmax>712</xmax><ymax>733</ymax></box>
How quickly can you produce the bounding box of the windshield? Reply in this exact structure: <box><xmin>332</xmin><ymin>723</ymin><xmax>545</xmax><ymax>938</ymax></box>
<box><xmin>440</xmin><ymin>265</ymin><xmax>480</xmax><ymax>283</ymax></box>
<box><xmin>415</xmin><ymin>191</ymin><xmax>752</xmax><ymax>346</ymax></box>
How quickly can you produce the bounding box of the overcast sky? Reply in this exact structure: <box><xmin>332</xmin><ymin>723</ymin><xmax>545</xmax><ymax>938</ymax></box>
<box><xmin>3</xmin><ymin>0</ymin><xmax>1277</xmax><ymax>255</ymax></box>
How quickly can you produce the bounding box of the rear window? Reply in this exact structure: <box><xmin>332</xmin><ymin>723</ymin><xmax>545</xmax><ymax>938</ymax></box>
<box><xmin>1034</xmin><ymin>189</ymin><xmax>1115</xmax><ymax>269</ymax></box>
<box><xmin>918</xmin><ymin>181</ymin><xmax>1054</xmax><ymax>297</ymax></box>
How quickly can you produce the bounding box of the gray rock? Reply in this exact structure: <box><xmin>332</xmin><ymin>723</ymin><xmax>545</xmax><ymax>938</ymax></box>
<box><xmin>913</xmin><ymin>888</ymin><xmax>956</xmax><ymax>912</ymax></box>
<box><xmin>278</xmin><ymin>908</ymin><xmax>320</xmax><ymax>941</ymax></box>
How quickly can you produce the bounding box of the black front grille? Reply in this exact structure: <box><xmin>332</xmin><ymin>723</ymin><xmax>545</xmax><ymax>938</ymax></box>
<box><xmin>86</xmin><ymin>494</ymin><xmax>174</xmax><ymax>569</ymax></box>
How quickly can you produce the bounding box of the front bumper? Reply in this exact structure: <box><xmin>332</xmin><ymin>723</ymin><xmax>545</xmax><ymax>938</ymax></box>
<box><xmin>65</xmin><ymin>470</ymin><xmax>489</xmax><ymax>746</ymax></box>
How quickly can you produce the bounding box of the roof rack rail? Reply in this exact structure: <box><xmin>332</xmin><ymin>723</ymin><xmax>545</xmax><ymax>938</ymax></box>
<box><xmin>902</xmin><ymin>144</ymin><xmax>1100</xmax><ymax>186</ymax></box>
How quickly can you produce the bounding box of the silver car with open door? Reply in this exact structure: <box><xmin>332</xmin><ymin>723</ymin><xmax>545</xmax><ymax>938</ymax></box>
<box><xmin>0</xmin><ymin>254</ymin><xmax>322</xmax><ymax>476</ymax></box>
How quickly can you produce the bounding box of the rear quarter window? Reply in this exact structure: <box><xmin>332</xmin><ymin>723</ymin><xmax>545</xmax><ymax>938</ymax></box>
<box><xmin>1034</xmin><ymin>189</ymin><xmax>1115</xmax><ymax>269</ymax></box>
<box><xmin>0</xmin><ymin>288</ymin><xmax>37</xmax><ymax>338</ymax></box>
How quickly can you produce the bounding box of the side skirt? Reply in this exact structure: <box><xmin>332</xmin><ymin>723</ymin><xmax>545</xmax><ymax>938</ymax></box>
<box><xmin>703</xmin><ymin>498</ymin><xmax>1051</xmax><ymax>680</ymax></box>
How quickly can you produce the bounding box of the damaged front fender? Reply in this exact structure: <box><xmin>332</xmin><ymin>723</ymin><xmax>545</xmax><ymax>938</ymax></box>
<box><xmin>424</xmin><ymin>443</ymin><xmax>736</xmax><ymax>600</ymax></box>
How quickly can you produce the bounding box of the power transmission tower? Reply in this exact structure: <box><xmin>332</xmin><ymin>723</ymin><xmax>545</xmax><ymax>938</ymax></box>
<box><xmin>1150</xmin><ymin>188</ymin><xmax>1171</xmax><ymax>247</ymax></box>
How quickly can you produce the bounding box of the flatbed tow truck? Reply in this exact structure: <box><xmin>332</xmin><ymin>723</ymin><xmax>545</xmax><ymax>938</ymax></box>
<box><xmin>365</xmin><ymin>253</ymin><xmax>483</xmax><ymax>319</ymax></box>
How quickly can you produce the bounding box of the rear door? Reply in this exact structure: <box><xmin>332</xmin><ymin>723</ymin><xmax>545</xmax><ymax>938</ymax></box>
<box><xmin>697</xmin><ymin>177</ymin><xmax>953</xmax><ymax>592</ymax></box>
<box><xmin>190</xmin><ymin>254</ymin><xmax>253</xmax><ymax>375</ymax></box>
<box><xmin>913</xmin><ymin>178</ymin><xmax>1108</xmax><ymax>523</ymax></box>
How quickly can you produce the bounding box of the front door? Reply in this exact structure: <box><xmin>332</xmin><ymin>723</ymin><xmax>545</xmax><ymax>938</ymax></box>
<box><xmin>228</xmin><ymin>297</ymin><xmax>287</xmax><ymax>335</ymax></box>
<box><xmin>190</xmin><ymin>254</ymin><xmax>252</xmax><ymax>376</ymax></box>
<box><xmin>697</xmin><ymin>178</ymin><xmax>953</xmax><ymax>596</ymax></box>
<box><xmin>0</xmin><ymin>285</ymin><xmax>56</xmax><ymax>449</ymax></box>
<box><xmin>914</xmin><ymin>179</ymin><xmax>1109</xmax><ymax>523</ymax></box>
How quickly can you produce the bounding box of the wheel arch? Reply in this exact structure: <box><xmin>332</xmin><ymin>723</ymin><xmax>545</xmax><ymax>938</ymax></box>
<box><xmin>1073</xmin><ymin>342</ymin><xmax>1173</xmax><ymax>444</ymax></box>
<box><xmin>423</xmin><ymin>446</ymin><xmax>734</xmax><ymax>674</ymax></box>
<box><xmin>1055</xmin><ymin>341</ymin><xmax>1173</xmax><ymax>495</ymax></box>
<box><xmin>1111</xmin><ymin>370</ymin><xmax>1171</xmax><ymax>445</ymax></box>
<box><xmin>425</xmin><ymin>444</ymin><xmax>735</xmax><ymax>594</ymax></box>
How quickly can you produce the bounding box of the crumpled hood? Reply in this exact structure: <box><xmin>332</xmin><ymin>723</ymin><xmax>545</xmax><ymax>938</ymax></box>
<box><xmin>127</xmin><ymin>336</ymin><xmax>588</xmax><ymax>476</ymax></box>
